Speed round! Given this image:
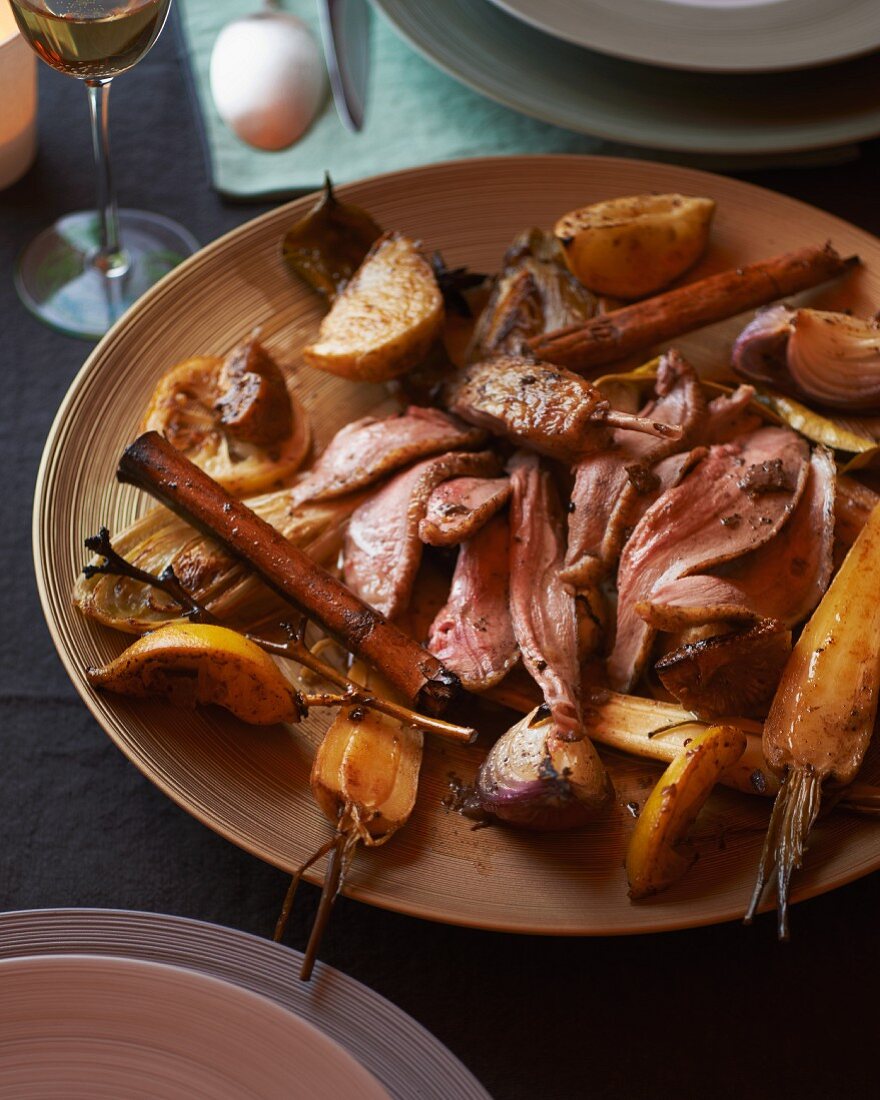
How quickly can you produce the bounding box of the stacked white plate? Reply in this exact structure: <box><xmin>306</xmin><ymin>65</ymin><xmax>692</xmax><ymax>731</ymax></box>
<box><xmin>0</xmin><ymin>910</ymin><xmax>489</xmax><ymax>1100</ymax></box>
<box><xmin>374</xmin><ymin>0</ymin><xmax>880</xmax><ymax>155</ymax></box>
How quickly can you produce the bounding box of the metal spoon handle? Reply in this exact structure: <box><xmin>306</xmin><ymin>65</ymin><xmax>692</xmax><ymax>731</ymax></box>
<box><xmin>319</xmin><ymin>0</ymin><xmax>370</xmax><ymax>133</ymax></box>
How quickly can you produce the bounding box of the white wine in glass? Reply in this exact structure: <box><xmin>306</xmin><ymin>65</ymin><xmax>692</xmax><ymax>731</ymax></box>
<box><xmin>8</xmin><ymin>0</ymin><xmax>198</xmax><ymax>339</ymax></box>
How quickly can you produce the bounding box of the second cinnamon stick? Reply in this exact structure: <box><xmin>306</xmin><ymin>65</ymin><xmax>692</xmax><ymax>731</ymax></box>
<box><xmin>529</xmin><ymin>244</ymin><xmax>857</xmax><ymax>372</ymax></box>
<box><xmin>117</xmin><ymin>431</ymin><xmax>460</xmax><ymax>716</ymax></box>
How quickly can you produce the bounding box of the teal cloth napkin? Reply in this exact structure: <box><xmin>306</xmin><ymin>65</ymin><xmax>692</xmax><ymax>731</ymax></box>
<box><xmin>177</xmin><ymin>0</ymin><xmax>859</xmax><ymax>200</ymax></box>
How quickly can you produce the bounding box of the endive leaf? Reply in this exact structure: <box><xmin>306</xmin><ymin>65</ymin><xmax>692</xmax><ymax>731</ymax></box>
<box><xmin>74</xmin><ymin>493</ymin><xmax>362</xmax><ymax>633</ymax></box>
<box><xmin>594</xmin><ymin>358</ymin><xmax>660</xmax><ymax>412</ymax></box>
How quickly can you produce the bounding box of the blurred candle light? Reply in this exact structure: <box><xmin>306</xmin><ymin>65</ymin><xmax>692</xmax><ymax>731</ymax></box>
<box><xmin>0</xmin><ymin>1</ymin><xmax>37</xmax><ymax>189</ymax></box>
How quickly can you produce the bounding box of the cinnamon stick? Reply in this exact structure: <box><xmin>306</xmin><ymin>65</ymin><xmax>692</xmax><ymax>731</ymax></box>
<box><xmin>117</xmin><ymin>432</ymin><xmax>460</xmax><ymax>716</ymax></box>
<box><xmin>529</xmin><ymin>244</ymin><xmax>858</xmax><ymax>372</ymax></box>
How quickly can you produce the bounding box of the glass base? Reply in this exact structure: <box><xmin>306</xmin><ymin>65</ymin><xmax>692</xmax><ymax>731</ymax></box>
<box><xmin>14</xmin><ymin>210</ymin><xmax>200</xmax><ymax>341</ymax></box>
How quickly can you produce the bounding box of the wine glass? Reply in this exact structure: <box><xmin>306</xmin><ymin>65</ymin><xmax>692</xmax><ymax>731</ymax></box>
<box><xmin>8</xmin><ymin>0</ymin><xmax>198</xmax><ymax>339</ymax></box>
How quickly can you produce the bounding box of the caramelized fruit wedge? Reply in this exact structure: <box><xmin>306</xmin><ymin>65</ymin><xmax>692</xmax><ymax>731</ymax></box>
<box><xmin>86</xmin><ymin>622</ymin><xmax>299</xmax><ymax>725</ymax></box>
<box><xmin>626</xmin><ymin>724</ymin><xmax>746</xmax><ymax>900</ymax></box>
<box><xmin>140</xmin><ymin>336</ymin><xmax>310</xmax><ymax>496</ymax></box>
<box><xmin>282</xmin><ymin>175</ymin><xmax>382</xmax><ymax>301</ymax></box>
<box><xmin>555</xmin><ymin>193</ymin><xmax>715</xmax><ymax>299</ymax></box>
<box><xmin>304</xmin><ymin>232</ymin><xmax>444</xmax><ymax>383</ymax></box>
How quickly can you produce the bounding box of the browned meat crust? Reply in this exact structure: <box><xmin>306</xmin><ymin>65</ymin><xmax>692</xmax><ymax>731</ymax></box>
<box><xmin>214</xmin><ymin>337</ymin><xmax>292</xmax><ymax>445</ymax></box>
<box><xmin>655</xmin><ymin>619</ymin><xmax>792</xmax><ymax>720</ymax></box>
<box><xmin>449</xmin><ymin>354</ymin><xmax>681</xmax><ymax>464</ymax></box>
<box><xmin>419</xmin><ymin>476</ymin><xmax>511</xmax><ymax>547</ymax></box>
<box><xmin>290</xmin><ymin>406</ymin><xmax>486</xmax><ymax>507</ymax></box>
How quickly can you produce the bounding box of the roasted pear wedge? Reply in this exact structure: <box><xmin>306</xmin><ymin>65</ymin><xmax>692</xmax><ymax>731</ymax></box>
<box><xmin>86</xmin><ymin>622</ymin><xmax>299</xmax><ymax>725</ymax></box>
<box><xmin>626</xmin><ymin>724</ymin><xmax>746</xmax><ymax>900</ymax></box>
<box><xmin>555</xmin><ymin>193</ymin><xmax>715</xmax><ymax>299</ymax></box>
<box><xmin>303</xmin><ymin>231</ymin><xmax>444</xmax><ymax>383</ymax></box>
<box><xmin>141</xmin><ymin>335</ymin><xmax>310</xmax><ymax>496</ymax></box>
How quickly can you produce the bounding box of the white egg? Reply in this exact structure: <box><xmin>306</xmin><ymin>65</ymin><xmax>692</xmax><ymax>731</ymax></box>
<box><xmin>209</xmin><ymin>12</ymin><xmax>326</xmax><ymax>152</ymax></box>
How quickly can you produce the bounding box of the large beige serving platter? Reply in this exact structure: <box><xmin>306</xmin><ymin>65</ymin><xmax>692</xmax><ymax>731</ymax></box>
<box><xmin>34</xmin><ymin>156</ymin><xmax>880</xmax><ymax>934</ymax></box>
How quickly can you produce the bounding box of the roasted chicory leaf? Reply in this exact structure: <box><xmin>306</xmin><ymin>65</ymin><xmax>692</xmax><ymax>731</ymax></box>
<box><xmin>750</xmin><ymin>390</ymin><xmax>880</xmax><ymax>471</ymax></box>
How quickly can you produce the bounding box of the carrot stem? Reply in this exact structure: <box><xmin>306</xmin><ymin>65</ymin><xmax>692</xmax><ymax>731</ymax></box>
<box><xmin>273</xmin><ymin>836</ymin><xmax>338</xmax><ymax>943</ymax></box>
<box><xmin>299</xmin><ymin>833</ymin><xmax>348</xmax><ymax>981</ymax></box>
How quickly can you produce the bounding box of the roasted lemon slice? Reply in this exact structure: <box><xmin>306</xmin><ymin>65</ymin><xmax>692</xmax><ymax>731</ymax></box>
<box><xmin>140</xmin><ymin>336</ymin><xmax>310</xmax><ymax>496</ymax></box>
<box><xmin>555</xmin><ymin>193</ymin><xmax>715</xmax><ymax>299</ymax></box>
<box><xmin>303</xmin><ymin>231</ymin><xmax>444</xmax><ymax>383</ymax></box>
<box><xmin>86</xmin><ymin>622</ymin><xmax>299</xmax><ymax>726</ymax></box>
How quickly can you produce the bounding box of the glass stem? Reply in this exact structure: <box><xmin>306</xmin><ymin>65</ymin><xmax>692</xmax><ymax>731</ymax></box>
<box><xmin>85</xmin><ymin>78</ymin><xmax>128</xmax><ymax>276</ymax></box>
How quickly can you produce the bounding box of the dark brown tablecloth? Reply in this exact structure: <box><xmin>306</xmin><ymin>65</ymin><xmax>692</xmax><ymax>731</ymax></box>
<box><xmin>2</xmin><ymin>15</ymin><xmax>879</xmax><ymax>1098</ymax></box>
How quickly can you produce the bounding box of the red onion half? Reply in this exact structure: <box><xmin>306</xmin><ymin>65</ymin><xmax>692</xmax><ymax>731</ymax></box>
<box><xmin>476</xmin><ymin>707</ymin><xmax>613</xmax><ymax>830</ymax></box>
<box><xmin>733</xmin><ymin>306</ymin><xmax>880</xmax><ymax>413</ymax></box>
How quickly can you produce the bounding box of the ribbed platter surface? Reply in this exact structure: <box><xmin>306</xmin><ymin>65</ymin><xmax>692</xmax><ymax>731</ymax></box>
<box><xmin>33</xmin><ymin>156</ymin><xmax>880</xmax><ymax>934</ymax></box>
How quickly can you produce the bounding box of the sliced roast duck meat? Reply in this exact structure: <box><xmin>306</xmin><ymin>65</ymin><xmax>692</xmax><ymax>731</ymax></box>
<box><xmin>290</xmin><ymin>406</ymin><xmax>486</xmax><ymax>507</ymax></box>
<box><xmin>508</xmin><ymin>452</ymin><xmax>584</xmax><ymax>742</ymax></box>
<box><xmin>563</xmin><ymin>350</ymin><xmax>704</xmax><ymax>586</ymax></box>
<box><xmin>692</xmin><ymin>384</ymin><xmax>762</xmax><ymax>445</ymax></box>
<box><xmin>565</xmin><ymin>448</ymin><xmax>705</xmax><ymax>665</ymax></box>
<box><xmin>447</xmin><ymin>355</ymin><xmax>682</xmax><ymax>465</ymax></box>
<box><xmin>344</xmin><ymin>450</ymin><xmax>500</xmax><ymax>619</ymax></box>
<box><xmin>592</xmin><ymin>449</ymin><xmax>711</xmax><ymax>620</ymax></box>
<box><xmin>427</xmin><ymin>512</ymin><xmax>519</xmax><ymax>690</ymax></box>
<box><xmin>634</xmin><ymin>349</ymin><xmax>706</xmax><ymax>440</ymax></box>
<box><xmin>419</xmin><ymin>476</ymin><xmax>511</xmax><ymax>547</ymax></box>
<box><xmin>622</xmin><ymin>448</ymin><xmax>709</xmax><ymax>537</ymax></box>
<box><xmin>608</xmin><ymin>426</ymin><xmax>810</xmax><ymax>692</ymax></box>
<box><xmin>639</xmin><ymin>446</ymin><xmax>835</xmax><ymax>633</ymax></box>
<box><xmin>620</xmin><ymin>380</ymin><xmax>761</xmax><ymax>547</ymax></box>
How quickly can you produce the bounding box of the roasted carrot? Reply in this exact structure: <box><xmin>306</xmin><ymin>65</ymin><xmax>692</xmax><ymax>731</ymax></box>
<box><xmin>529</xmin><ymin>245</ymin><xmax>857</xmax><ymax>372</ymax></box>
<box><xmin>275</xmin><ymin>661</ymin><xmax>422</xmax><ymax>980</ymax></box>
<box><xmin>746</xmin><ymin>500</ymin><xmax>880</xmax><ymax>937</ymax></box>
